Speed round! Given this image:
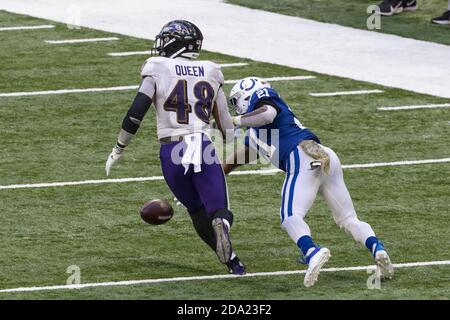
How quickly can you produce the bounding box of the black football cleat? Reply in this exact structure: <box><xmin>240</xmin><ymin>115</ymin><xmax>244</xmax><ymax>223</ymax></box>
<box><xmin>212</xmin><ymin>218</ymin><xmax>232</xmax><ymax>264</ymax></box>
<box><xmin>431</xmin><ymin>11</ymin><xmax>450</xmax><ymax>25</ymax></box>
<box><xmin>377</xmin><ymin>0</ymin><xmax>403</xmax><ymax>16</ymax></box>
<box><xmin>402</xmin><ymin>0</ymin><xmax>417</xmax><ymax>12</ymax></box>
<box><xmin>226</xmin><ymin>256</ymin><xmax>246</xmax><ymax>275</ymax></box>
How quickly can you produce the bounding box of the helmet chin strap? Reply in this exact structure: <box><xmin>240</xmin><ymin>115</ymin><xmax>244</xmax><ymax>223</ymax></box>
<box><xmin>170</xmin><ymin>48</ymin><xmax>199</xmax><ymax>60</ymax></box>
<box><xmin>169</xmin><ymin>47</ymin><xmax>186</xmax><ymax>58</ymax></box>
<box><xmin>182</xmin><ymin>52</ymin><xmax>200</xmax><ymax>59</ymax></box>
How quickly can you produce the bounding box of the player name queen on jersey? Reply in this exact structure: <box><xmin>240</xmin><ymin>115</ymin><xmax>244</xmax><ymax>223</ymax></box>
<box><xmin>105</xmin><ymin>20</ymin><xmax>246</xmax><ymax>275</ymax></box>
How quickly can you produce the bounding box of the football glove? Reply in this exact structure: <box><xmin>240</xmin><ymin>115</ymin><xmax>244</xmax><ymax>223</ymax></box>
<box><xmin>231</xmin><ymin>116</ymin><xmax>242</xmax><ymax>126</ymax></box>
<box><xmin>105</xmin><ymin>144</ymin><xmax>125</xmax><ymax>176</ymax></box>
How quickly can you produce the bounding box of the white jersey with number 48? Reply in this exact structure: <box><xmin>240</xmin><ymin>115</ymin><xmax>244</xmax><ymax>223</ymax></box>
<box><xmin>141</xmin><ymin>56</ymin><xmax>224</xmax><ymax>140</ymax></box>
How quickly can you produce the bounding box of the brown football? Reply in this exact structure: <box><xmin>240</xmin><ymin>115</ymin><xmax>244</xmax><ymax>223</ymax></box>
<box><xmin>140</xmin><ymin>199</ymin><xmax>174</xmax><ymax>225</ymax></box>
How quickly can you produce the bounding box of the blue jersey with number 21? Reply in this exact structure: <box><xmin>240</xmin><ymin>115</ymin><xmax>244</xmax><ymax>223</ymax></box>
<box><xmin>243</xmin><ymin>87</ymin><xmax>320</xmax><ymax>172</ymax></box>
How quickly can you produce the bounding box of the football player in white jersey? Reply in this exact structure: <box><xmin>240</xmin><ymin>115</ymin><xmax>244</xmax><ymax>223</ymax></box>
<box><xmin>105</xmin><ymin>20</ymin><xmax>245</xmax><ymax>275</ymax></box>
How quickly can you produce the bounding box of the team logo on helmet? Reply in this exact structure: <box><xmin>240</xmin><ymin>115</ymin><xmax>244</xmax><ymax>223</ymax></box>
<box><xmin>152</xmin><ymin>20</ymin><xmax>203</xmax><ymax>59</ymax></box>
<box><xmin>239</xmin><ymin>78</ymin><xmax>257</xmax><ymax>91</ymax></box>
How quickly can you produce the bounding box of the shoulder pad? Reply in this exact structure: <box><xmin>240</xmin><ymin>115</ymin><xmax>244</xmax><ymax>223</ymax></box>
<box><xmin>249</xmin><ymin>87</ymin><xmax>278</xmax><ymax>106</ymax></box>
<box><xmin>203</xmin><ymin>60</ymin><xmax>224</xmax><ymax>85</ymax></box>
<box><xmin>140</xmin><ymin>57</ymin><xmax>167</xmax><ymax>77</ymax></box>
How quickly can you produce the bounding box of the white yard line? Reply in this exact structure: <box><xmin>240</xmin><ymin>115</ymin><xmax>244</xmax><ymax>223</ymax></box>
<box><xmin>342</xmin><ymin>157</ymin><xmax>450</xmax><ymax>169</ymax></box>
<box><xmin>108</xmin><ymin>50</ymin><xmax>151</xmax><ymax>56</ymax></box>
<box><xmin>0</xmin><ymin>24</ymin><xmax>54</xmax><ymax>31</ymax></box>
<box><xmin>44</xmin><ymin>37</ymin><xmax>119</xmax><ymax>44</ymax></box>
<box><xmin>378</xmin><ymin>103</ymin><xmax>450</xmax><ymax>111</ymax></box>
<box><xmin>309</xmin><ymin>89</ymin><xmax>384</xmax><ymax>97</ymax></box>
<box><xmin>0</xmin><ymin>259</ymin><xmax>448</xmax><ymax>293</ymax></box>
<box><xmin>0</xmin><ymin>85</ymin><xmax>139</xmax><ymax>97</ymax></box>
<box><xmin>0</xmin><ymin>176</ymin><xmax>165</xmax><ymax>190</ymax></box>
<box><xmin>219</xmin><ymin>62</ymin><xmax>249</xmax><ymax>68</ymax></box>
<box><xmin>240</xmin><ymin>75</ymin><xmax>315</xmax><ymax>83</ymax></box>
<box><xmin>1</xmin><ymin>157</ymin><xmax>449</xmax><ymax>190</ymax></box>
<box><xmin>0</xmin><ymin>75</ymin><xmax>314</xmax><ymax>97</ymax></box>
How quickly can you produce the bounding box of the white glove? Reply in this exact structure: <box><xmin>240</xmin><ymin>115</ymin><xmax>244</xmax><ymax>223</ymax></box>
<box><xmin>105</xmin><ymin>144</ymin><xmax>125</xmax><ymax>176</ymax></box>
<box><xmin>231</xmin><ymin>116</ymin><xmax>242</xmax><ymax>126</ymax></box>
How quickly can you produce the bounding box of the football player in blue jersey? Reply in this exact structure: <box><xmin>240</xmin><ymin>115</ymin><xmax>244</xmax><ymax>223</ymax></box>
<box><xmin>223</xmin><ymin>77</ymin><xmax>394</xmax><ymax>287</ymax></box>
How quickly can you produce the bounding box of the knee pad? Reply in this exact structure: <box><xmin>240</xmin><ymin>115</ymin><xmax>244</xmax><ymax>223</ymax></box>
<box><xmin>212</xmin><ymin>208</ymin><xmax>233</xmax><ymax>226</ymax></box>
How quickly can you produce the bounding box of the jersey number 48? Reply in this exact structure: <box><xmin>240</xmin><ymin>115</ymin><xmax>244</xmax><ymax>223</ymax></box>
<box><xmin>163</xmin><ymin>79</ymin><xmax>214</xmax><ymax>124</ymax></box>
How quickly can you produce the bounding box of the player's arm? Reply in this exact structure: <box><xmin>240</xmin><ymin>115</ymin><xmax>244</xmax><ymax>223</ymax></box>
<box><xmin>223</xmin><ymin>144</ymin><xmax>259</xmax><ymax>174</ymax></box>
<box><xmin>232</xmin><ymin>103</ymin><xmax>278</xmax><ymax>128</ymax></box>
<box><xmin>212</xmin><ymin>87</ymin><xmax>234</xmax><ymax>138</ymax></box>
<box><xmin>223</xmin><ymin>135</ymin><xmax>261</xmax><ymax>175</ymax></box>
<box><xmin>105</xmin><ymin>77</ymin><xmax>155</xmax><ymax>176</ymax></box>
<box><xmin>222</xmin><ymin>146</ymin><xmax>251</xmax><ymax>175</ymax></box>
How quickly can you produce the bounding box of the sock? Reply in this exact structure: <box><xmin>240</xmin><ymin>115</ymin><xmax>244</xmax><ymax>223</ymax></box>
<box><xmin>297</xmin><ymin>235</ymin><xmax>317</xmax><ymax>257</ymax></box>
<box><xmin>230</xmin><ymin>251</ymin><xmax>236</xmax><ymax>260</ymax></box>
<box><xmin>223</xmin><ymin>219</ymin><xmax>230</xmax><ymax>231</ymax></box>
<box><xmin>365</xmin><ymin>236</ymin><xmax>379</xmax><ymax>254</ymax></box>
<box><xmin>212</xmin><ymin>208</ymin><xmax>234</xmax><ymax>226</ymax></box>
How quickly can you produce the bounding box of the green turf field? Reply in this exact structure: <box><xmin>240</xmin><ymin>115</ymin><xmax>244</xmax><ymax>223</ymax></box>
<box><xmin>0</xmin><ymin>11</ymin><xmax>449</xmax><ymax>299</ymax></box>
<box><xmin>226</xmin><ymin>0</ymin><xmax>450</xmax><ymax>45</ymax></box>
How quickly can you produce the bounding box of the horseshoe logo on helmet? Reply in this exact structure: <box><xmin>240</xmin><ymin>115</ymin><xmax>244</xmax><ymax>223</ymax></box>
<box><xmin>240</xmin><ymin>78</ymin><xmax>256</xmax><ymax>91</ymax></box>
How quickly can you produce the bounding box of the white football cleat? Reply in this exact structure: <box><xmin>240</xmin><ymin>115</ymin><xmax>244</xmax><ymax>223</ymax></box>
<box><xmin>374</xmin><ymin>250</ymin><xmax>394</xmax><ymax>280</ymax></box>
<box><xmin>303</xmin><ymin>247</ymin><xmax>331</xmax><ymax>288</ymax></box>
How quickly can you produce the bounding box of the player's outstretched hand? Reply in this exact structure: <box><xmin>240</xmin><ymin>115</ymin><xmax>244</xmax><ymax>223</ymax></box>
<box><xmin>105</xmin><ymin>144</ymin><xmax>125</xmax><ymax>176</ymax></box>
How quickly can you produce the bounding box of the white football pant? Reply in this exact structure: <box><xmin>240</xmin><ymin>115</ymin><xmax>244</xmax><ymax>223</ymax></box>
<box><xmin>280</xmin><ymin>145</ymin><xmax>376</xmax><ymax>245</ymax></box>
